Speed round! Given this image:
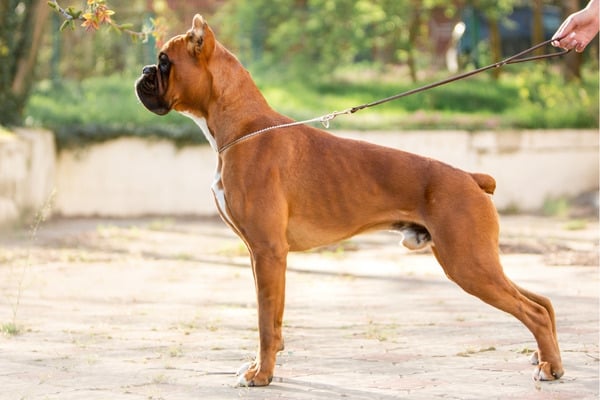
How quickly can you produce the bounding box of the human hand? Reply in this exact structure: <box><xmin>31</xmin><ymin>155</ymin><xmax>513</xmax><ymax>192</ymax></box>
<box><xmin>552</xmin><ymin>0</ymin><xmax>599</xmax><ymax>52</ymax></box>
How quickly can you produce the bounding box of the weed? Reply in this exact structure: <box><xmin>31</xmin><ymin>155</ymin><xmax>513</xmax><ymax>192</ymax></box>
<box><xmin>3</xmin><ymin>190</ymin><xmax>55</xmax><ymax>335</ymax></box>
<box><xmin>563</xmin><ymin>219</ymin><xmax>588</xmax><ymax>231</ymax></box>
<box><xmin>364</xmin><ymin>320</ymin><xmax>397</xmax><ymax>342</ymax></box>
<box><xmin>543</xmin><ymin>197</ymin><xmax>570</xmax><ymax>217</ymax></box>
<box><xmin>457</xmin><ymin>346</ymin><xmax>496</xmax><ymax>357</ymax></box>
<box><xmin>518</xmin><ymin>347</ymin><xmax>535</xmax><ymax>355</ymax></box>
<box><xmin>167</xmin><ymin>345</ymin><xmax>183</xmax><ymax>358</ymax></box>
<box><xmin>206</xmin><ymin>321</ymin><xmax>220</xmax><ymax>332</ymax></box>
<box><xmin>151</xmin><ymin>374</ymin><xmax>168</xmax><ymax>384</ymax></box>
<box><xmin>1</xmin><ymin>322</ymin><xmax>21</xmax><ymax>336</ymax></box>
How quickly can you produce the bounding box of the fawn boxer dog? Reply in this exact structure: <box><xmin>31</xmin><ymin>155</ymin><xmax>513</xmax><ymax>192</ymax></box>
<box><xmin>135</xmin><ymin>15</ymin><xmax>564</xmax><ymax>386</ymax></box>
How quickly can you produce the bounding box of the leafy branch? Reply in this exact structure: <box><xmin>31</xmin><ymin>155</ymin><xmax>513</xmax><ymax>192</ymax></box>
<box><xmin>48</xmin><ymin>0</ymin><xmax>166</xmax><ymax>46</ymax></box>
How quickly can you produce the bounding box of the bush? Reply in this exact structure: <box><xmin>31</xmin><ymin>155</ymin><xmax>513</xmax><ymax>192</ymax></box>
<box><xmin>508</xmin><ymin>65</ymin><xmax>599</xmax><ymax>129</ymax></box>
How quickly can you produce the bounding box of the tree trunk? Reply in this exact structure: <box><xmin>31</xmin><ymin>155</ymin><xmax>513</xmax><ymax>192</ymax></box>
<box><xmin>562</xmin><ymin>0</ymin><xmax>583</xmax><ymax>80</ymax></box>
<box><xmin>407</xmin><ymin>7</ymin><xmax>421</xmax><ymax>83</ymax></box>
<box><xmin>0</xmin><ymin>0</ymin><xmax>51</xmax><ymax>126</ymax></box>
<box><xmin>532</xmin><ymin>0</ymin><xmax>544</xmax><ymax>56</ymax></box>
<box><xmin>488</xmin><ymin>17</ymin><xmax>501</xmax><ymax>79</ymax></box>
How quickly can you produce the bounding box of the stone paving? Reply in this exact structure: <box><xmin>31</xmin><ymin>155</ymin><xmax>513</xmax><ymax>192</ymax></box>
<box><xmin>0</xmin><ymin>215</ymin><xmax>598</xmax><ymax>399</ymax></box>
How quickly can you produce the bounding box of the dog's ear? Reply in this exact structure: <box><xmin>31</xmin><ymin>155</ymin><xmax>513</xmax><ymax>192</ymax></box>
<box><xmin>186</xmin><ymin>14</ymin><xmax>215</xmax><ymax>57</ymax></box>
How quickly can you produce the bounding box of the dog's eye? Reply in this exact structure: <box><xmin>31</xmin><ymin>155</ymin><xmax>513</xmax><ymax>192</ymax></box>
<box><xmin>158</xmin><ymin>54</ymin><xmax>170</xmax><ymax>73</ymax></box>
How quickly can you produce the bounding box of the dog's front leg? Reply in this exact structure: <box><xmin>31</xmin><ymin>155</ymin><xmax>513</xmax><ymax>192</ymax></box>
<box><xmin>237</xmin><ymin>248</ymin><xmax>287</xmax><ymax>387</ymax></box>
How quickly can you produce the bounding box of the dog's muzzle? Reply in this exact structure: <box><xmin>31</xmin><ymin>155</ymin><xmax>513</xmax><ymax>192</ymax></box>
<box><xmin>135</xmin><ymin>65</ymin><xmax>171</xmax><ymax>115</ymax></box>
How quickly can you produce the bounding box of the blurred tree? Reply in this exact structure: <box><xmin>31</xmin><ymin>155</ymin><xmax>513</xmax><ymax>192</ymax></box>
<box><xmin>0</xmin><ymin>0</ymin><xmax>51</xmax><ymax>126</ymax></box>
<box><xmin>219</xmin><ymin>1</ymin><xmax>540</xmax><ymax>81</ymax></box>
<box><xmin>219</xmin><ymin>0</ymin><xmax>449</xmax><ymax>81</ymax></box>
<box><xmin>165</xmin><ymin>0</ymin><xmax>225</xmax><ymax>34</ymax></box>
<box><xmin>472</xmin><ymin>0</ymin><xmax>517</xmax><ymax>79</ymax></box>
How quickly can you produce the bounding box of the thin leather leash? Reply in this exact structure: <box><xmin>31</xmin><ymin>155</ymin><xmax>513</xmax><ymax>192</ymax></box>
<box><xmin>218</xmin><ymin>38</ymin><xmax>570</xmax><ymax>154</ymax></box>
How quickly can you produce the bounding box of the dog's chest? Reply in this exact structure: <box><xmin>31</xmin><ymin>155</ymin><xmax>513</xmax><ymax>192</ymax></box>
<box><xmin>179</xmin><ymin>111</ymin><xmax>218</xmax><ymax>151</ymax></box>
<box><xmin>211</xmin><ymin>166</ymin><xmax>235</xmax><ymax>227</ymax></box>
<box><xmin>178</xmin><ymin>111</ymin><xmax>235</xmax><ymax>227</ymax></box>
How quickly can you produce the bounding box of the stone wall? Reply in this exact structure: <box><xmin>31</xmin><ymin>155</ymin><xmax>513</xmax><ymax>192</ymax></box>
<box><xmin>0</xmin><ymin>129</ymin><xmax>55</xmax><ymax>229</ymax></box>
<box><xmin>55</xmin><ymin>137</ymin><xmax>217</xmax><ymax>217</ymax></box>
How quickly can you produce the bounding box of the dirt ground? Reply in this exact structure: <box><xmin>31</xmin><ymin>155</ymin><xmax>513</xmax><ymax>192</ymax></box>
<box><xmin>0</xmin><ymin>214</ymin><xmax>598</xmax><ymax>399</ymax></box>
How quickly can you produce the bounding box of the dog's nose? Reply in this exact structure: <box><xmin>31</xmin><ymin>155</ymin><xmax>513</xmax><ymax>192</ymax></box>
<box><xmin>142</xmin><ymin>65</ymin><xmax>156</xmax><ymax>75</ymax></box>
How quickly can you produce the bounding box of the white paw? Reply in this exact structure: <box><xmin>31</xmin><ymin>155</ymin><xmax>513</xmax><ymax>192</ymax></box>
<box><xmin>235</xmin><ymin>361</ymin><xmax>252</xmax><ymax>387</ymax></box>
<box><xmin>530</xmin><ymin>351</ymin><xmax>539</xmax><ymax>365</ymax></box>
<box><xmin>533</xmin><ymin>365</ymin><xmax>550</xmax><ymax>381</ymax></box>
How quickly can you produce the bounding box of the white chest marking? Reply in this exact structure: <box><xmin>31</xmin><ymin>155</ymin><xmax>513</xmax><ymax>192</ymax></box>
<box><xmin>179</xmin><ymin>111</ymin><xmax>218</xmax><ymax>152</ymax></box>
<box><xmin>210</xmin><ymin>168</ymin><xmax>235</xmax><ymax>227</ymax></box>
<box><xmin>178</xmin><ymin>111</ymin><xmax>234</xmax><ymax>227</ymax></box>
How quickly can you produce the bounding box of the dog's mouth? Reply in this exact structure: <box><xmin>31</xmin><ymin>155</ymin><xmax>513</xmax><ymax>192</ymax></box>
<box><xmin>135</xmin><ymin>66</ymin><xmax>171</xmax><ymax>116</ymax></box>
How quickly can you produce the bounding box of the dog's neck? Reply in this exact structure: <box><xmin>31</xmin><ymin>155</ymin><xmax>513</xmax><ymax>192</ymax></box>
<box><xmin>182</xmin><ymin>44</ymin><xmax>290</xmax><ymax>153</ymax></box>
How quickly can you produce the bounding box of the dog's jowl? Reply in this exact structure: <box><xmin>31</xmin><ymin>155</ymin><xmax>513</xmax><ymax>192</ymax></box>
<box><xmin>136</xmin><ymin>14</ymin><xmax>564</xmax><ymax>387</ymax></box>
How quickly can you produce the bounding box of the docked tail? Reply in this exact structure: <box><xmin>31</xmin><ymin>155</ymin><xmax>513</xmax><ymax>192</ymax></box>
<box><xmin>471</xmin><ymin>173</ymin><xmax>496</xmax><ymax>195</ymax></box>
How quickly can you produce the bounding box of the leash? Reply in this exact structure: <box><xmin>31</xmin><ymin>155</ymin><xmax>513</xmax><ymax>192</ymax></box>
<box><xmin>218</xmin><ymin>38</ymin><xmax>570</xmax><ymax>154</ymax></box>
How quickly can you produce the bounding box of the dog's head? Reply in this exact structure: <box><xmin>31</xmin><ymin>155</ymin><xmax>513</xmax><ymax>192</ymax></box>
<box><xmin>135</xmin><ymin>14</ymin><xmax>217</xmax><ymax>116</ymax></box>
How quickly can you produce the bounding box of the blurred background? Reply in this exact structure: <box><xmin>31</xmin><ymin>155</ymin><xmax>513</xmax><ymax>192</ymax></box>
<box><xmin>0</xmin><ymin>0</ymin><xmax>598</xmax><ymax>225</ymax></box>
<box><xmin>1</xmin><ymin>0</ymin><xmax>597</xmax><ymax>146</ymax></box>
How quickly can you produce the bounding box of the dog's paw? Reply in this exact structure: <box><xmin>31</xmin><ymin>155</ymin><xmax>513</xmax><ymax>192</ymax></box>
<box><xmin>529</xmin><ymin>350</ymin><xmax>564</xmax><ymax>381</ymax></box>
<box><xmin>235</xmin><ymin>361</ymin><xmax>273</xmax><ymax>387</ymax></box>
<box><xmin>530</xmin><ymin>350</ymin><xmax>539</xmax><ymax>365</ymax></box>
<box><xmin>532</xmin><ymin>361</ymin><xmax>564</xmax><ymax>381</ymax></box>
<box><xmin>236</xmin><ymin>362</ymin><xmax>252</xmax><ymax>386</ymax></box>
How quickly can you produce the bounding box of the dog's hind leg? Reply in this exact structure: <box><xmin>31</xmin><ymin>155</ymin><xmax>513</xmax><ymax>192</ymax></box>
<box><xmin>431</xmin><ymin>243</ymin><xmax>563</xmax><ymax>380</ymax></box>
<box><xmin>513</xmin><ymin>284</ymin><xmax>557</xmax><ymax>337</ymax></box>
<box><xmin>512</xmin><ymin>283</ymin><xmax>559</xmax><ymax>367</ymax></box>
<box><xmin>428</xmin><ymin>204</ymin><xmax>563</xmax><ymax>381</ymax></box>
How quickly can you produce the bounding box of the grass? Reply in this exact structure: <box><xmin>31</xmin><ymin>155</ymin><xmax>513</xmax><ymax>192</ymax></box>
<box><xmin>1</xmin><ymin>322</ymin><xmax>21</xmax><ymax>336</ymax></box>
<box><xmin>23</xmin><ymin>64</ymin><xmax>598</xmax><ymax>150</ymax></box>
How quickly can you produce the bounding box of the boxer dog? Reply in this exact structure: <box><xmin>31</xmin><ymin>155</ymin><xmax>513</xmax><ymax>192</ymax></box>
<box><xmin>135</xmin><ymin>15</ymin><xmax>563</xmax><ymax>386</ymax></box>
